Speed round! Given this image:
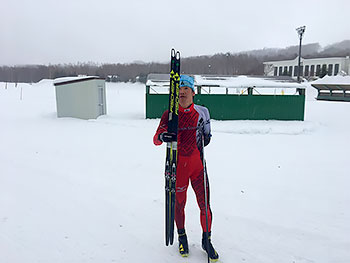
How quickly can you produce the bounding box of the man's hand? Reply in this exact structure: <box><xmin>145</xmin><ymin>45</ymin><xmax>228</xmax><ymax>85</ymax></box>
<box><xmin>158</xmin><ymin>132</ymin><xmax>177</xmax><ymax>143</ymax></box>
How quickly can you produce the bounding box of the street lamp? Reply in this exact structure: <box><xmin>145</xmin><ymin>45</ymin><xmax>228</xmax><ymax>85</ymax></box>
<box><xmin>296</xmin><ymin>26</ymin><xmax>306</xmax><ymax>83</ymax></box>
<box><xmin>225</xmin><ymin>53</ymin><xmax>229</xmax><ymax>75</ymax></box>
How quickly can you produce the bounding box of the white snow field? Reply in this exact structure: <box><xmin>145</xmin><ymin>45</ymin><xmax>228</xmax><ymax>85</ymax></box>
<box><xmin>1</xmin><ymin>80</ymin><xmax>349</xmax><ymax>263</ymax></box>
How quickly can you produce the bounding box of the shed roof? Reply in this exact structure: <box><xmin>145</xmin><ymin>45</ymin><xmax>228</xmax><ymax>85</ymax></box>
<box><xmin>54</xmin><ymin>76</ymin><xmax>103</xmax><ymax>86</ymax></box>
<box><xmin>311</xmin><ymin>75</ymin><xmax>350</xmax><ymax>91</ymax></box>
<box><xmin>263</xmin><ymin>56</ymin><xmax>348</xmax><ymax>64</ymax></box>
<box><xmin>311</xmin><ymin>75</ymin><xmax>350</xmax><ymax>85</ymax></box>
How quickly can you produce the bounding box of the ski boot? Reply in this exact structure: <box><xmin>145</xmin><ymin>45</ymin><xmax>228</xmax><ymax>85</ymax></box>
<box><xmin>178</xmin><ymin>228</ymin><xmax>189</xmax><ymax>257</ymax></box>
<box><xmin>202</xmin><ymin>232</ymin><xmax>219</xmax><ymax>262</ymax></box>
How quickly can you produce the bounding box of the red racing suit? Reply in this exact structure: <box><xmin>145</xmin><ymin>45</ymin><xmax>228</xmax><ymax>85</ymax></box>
<box><xmin>153</xmin><ymin>103</ymin><xmax>213</xmax><ymax>232</ymax></box>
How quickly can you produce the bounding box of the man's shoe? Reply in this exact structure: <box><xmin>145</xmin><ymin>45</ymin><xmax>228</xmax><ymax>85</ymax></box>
<box><xmin>202</xmin><ymin>232</ymin><xmax>219</xmax><ymax>261</ymax></box>
<box><xmin>178</xmin><ymin>229</ymin><xmax>189</xmax><ymax>257</ymax></box>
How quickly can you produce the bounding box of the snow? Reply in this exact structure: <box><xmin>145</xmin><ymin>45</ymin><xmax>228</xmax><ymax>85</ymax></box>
<box><xmin>147</xmin><ymin>75</ymin><xmax>305</xmax><ymax>95</ymax></box>
<box><xmin>1</xmin><ymin>81</ymin><xmax>350</xmax><ymax>263</ymax></box>
<box><xmin>146</xmin><ymin>74</ymin><xmax>305</xmax><ymax>89</ymax></box>
<box><xmin>311</xmin><ymin>75</ymin><xmax>350</xmax><ymax>85</ymax></box>
<box><xmin>194</xmin><ymin>75</ymin><xmax>305</xmax><ymax>89</ymax></box>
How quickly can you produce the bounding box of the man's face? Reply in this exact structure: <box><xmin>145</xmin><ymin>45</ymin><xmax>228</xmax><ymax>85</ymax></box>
<box><xmin>179</xmin><ymin>86</ymin><xmax>195</xmax><ymax>108</ymax></box>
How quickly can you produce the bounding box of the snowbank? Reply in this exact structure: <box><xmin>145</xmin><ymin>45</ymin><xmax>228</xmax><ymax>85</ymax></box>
<box><xmin>1</xmin><ymin>81</ymin><xmax>349</xmax><ymax>263</ymax></box>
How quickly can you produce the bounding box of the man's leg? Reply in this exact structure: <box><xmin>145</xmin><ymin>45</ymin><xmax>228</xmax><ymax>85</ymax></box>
<box><xmin>191</xmin><ymin>166</ymin><xmax>212</xmax><ymax>232</ymax></box>
<box><xmin>175</xmin><ymin>157</ymin><xmax>191</xmax><ymax>256</ymax></box>
<box><xmin>174</xmin><ymin>157</ymin><xmax>190</xmax><ymax>231</ymax></box>
<box><xmin>190</xmin><ymin>156</ymin><xmax>219</xmax><ymax>261</ymax></box>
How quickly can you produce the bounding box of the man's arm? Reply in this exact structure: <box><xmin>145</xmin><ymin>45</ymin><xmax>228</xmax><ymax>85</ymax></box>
<box><xmin>153</xmin><ymin>111</ymin><xmax>169</xmax><ymax>146</ymax></box>
<box><xmin>203</xmin><ymin>108</ymin><xmax>212</xmax><ymax>147</ymax></box>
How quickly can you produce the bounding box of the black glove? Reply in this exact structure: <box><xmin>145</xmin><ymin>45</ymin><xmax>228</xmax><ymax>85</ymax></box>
<box><xmin>203</xmin><ymin>134</ymin><xmax>211</xmax><ymax>146</ymax></box>
<box><xmin>159</xmin><ymin>132</ymin><xmax>177</xmax><ymax>143</ymax></box>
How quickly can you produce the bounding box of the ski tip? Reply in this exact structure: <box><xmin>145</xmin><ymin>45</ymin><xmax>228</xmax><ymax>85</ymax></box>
<box><xmin>171</xmin><ymin>48</ymin><xmax>180</xmax><ymax>59</ymax></box>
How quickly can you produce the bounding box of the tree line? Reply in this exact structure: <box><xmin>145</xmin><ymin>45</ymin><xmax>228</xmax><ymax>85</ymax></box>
<box><xmin>1</xmin><ymin>41</ymin><xmax>349</xmax><ymax>83</ymax></box>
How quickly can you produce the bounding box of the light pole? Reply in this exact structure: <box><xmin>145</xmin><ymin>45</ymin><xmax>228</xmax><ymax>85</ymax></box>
<box><xmin>296</xmin><ymin>26</ymin><xmax>306</xmax><ymax>83</ymax></box>
<box><xmin>225</xmin><ymin>53</ymin><xmax>229</xmax><ymax>75</ymax></box>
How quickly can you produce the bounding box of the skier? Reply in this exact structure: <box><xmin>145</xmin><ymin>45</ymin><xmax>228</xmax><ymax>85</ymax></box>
<box><xmin>153</xmin><ymin>75</ymin><xmax>219</xmax><ymax>261</ymax></box>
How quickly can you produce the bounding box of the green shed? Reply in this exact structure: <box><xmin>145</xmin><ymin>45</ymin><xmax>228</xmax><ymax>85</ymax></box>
<box><xmin>146</xmin><ymin>74</ymin><xmax>306</xmax><ymax>121</ymax></box>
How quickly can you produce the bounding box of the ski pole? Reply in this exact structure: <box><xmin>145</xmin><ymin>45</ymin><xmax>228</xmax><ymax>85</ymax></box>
<box><xmin>202</xmin><ymin>136</ymin><xmax>210</xmax><ymax>263</ymax></box>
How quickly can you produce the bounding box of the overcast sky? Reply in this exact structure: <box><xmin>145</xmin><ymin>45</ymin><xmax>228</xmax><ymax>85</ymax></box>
<box><xmin>1</xmin><ymin>0</ymin><xmax>350</xmax><ymax>65</ymax></box>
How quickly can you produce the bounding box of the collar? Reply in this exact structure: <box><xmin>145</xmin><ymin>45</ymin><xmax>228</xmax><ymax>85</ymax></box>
<box><xmin>179</xmin><ymin>103</ymin><xmax>194</xmax><ymax>113</ymax></box>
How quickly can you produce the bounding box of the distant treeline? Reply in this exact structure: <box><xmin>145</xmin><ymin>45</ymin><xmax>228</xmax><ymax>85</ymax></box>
<box><xmin>1</xmin><ymin>41</ymin><xmax>349</xmax><ymax>83</ymax></box>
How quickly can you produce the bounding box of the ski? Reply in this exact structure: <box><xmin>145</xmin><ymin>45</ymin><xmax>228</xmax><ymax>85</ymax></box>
<box><xmin>165</xmin><ymin>48</ymin><xmax>180</xmax><ymax>246</ymax></box>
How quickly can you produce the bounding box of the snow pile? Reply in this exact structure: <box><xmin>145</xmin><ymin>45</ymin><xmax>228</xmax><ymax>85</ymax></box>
<box><xmin>1</xmin><ymin>81</ymin><xmax>350</xmax><ymax>263</ymax></box>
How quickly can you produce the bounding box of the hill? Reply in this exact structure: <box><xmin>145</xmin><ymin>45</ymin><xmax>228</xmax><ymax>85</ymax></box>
<box><xmin>0</xmin><ymin>41</ymin><xmax>349</xmax><ymax>83</ymax></box>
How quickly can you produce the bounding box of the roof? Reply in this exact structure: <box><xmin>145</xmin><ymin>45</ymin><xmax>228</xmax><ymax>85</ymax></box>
<box><xmin>146</xmin><ymin>74</ymin><xmax>305</xmax><ymax>89</ymax></box>
<box><xmin>311</xmin><ymin>75</ymin><xmax>350</xmax><ymax>90</ymax></box>
<box><xmin>263</xmin><ymin>56</ymin><xmax>349</xmax><ymax>64</ymax></box>
<box><xmin>311</xmin><ymin>75</ymin><xmax>350</xmax><ymax>85</ymax></box>
<box><xmin>195</xmin><ymin>75</ymin><xmax>304</xmax><ymax>89</ymax></box>
<box><xmin>53</xmin><ymin>76</ymin><xmax>103</xmax><ymax>86</ymax></box>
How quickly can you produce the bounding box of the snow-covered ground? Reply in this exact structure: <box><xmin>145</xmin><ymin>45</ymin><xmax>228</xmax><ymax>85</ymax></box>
<box><xmin>1</xmin><ymin>80</ymin><xmax>349</xmax><ymax>263</ymax></box>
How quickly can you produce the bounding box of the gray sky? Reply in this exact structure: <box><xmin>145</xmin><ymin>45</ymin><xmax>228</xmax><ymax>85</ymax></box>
<box><xmin>1</xmin><ymin>0</ymin><xmax>350</xmax><ymax>65</ymax></box>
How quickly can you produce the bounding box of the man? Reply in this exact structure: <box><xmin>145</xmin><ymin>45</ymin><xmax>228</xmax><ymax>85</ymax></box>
<box><xmin>153</xmin><ymin>75</ymin><xmax>219</xmax><ymax>261</ymax></box>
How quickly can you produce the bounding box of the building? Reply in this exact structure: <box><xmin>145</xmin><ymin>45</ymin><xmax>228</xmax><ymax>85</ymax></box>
<box><xmin>263</xmin><ymin>56</ymin><xmax>350</xmax><ymax>79</ymax></box>
<box><xmin>54</xmin><ymin>76</ymin><xmax>107</xmax><ymax>120</ymax></box>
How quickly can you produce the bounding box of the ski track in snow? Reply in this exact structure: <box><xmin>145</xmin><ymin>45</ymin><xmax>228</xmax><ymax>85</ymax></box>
<box><xmin>212</xmin><ymin>120</ymin><xmax>319</xmax><ymax>135</ymax></box>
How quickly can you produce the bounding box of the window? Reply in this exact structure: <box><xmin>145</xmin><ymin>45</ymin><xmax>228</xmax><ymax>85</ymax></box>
<box><xmin>283</xmin><ymin>66</ymin><xmax>288</xmax><ymax>76</ymax></box>
<box><xmin>316</xmin><ymin>65</ymin><xmax>321</xmax><ymax>76</ymax></box>
<box><xmin>328</xmin><ymin>64</ymin><xmax>333</xmax><ymax>76</ymax></box>
<box><xmin>334</xmin><ymin>64</ymin><xmax>339</xmax><ymax>75</ymax></box>
<box><xmin>294</xmin><ymin>66</ymin><xmax>298</xmax><ymax>77</ymax></box>
<box><xmin>279</xmin><ymin>66</ymin><xmax>283</xmax><ymax>76</ymax></box>
<box><xmin>321</xmin><ymin>64</ymin><xmax>327</xmax><ymax>77</ymax></box>
<box><xmin>305</xmin><ymin>65</ymin><xmax>309</xmax><ymax>76</ymax></box>
<box><xmin>300</xmin><ymin>66</ymin><xmax>304</xmax><ymax>76</ymax></box>
<box><xmin>288</xmin><ymin>66</ymin><xmax>293</xmax><ymax>76</ymax></box>
<box><xmin>310</xmin><ymin>65</ymin><xmax>315</xmax><ymax>76</ymax></box>
<box><xmin>274</xmin><ymin>67</ymin><xmax>278</xmax><ymax>76</ymax></box>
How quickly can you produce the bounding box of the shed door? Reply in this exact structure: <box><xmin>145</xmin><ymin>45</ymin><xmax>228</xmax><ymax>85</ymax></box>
<box><xmin>98</xmin><ymin>86</ymin><xmax>105</xmax><ymax>115</ymax></box>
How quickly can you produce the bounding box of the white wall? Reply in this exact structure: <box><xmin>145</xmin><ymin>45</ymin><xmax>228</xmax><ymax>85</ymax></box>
<box><xmin>55</xmin><ymin>79</ymin><xmax>106</xmax><ymax>120</ymax></box>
